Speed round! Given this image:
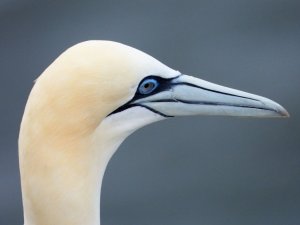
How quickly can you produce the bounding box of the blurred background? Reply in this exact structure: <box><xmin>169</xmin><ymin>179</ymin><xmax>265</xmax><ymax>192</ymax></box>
<box><xmin>0</xmin><ymin>0</ymin><xmax>299</xmax><ymax>224</ymax></box>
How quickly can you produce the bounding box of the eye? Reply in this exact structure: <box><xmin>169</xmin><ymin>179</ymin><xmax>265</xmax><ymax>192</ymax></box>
<box><xmin>138</xmin><ymin>78</ymin><xmax>159</xmax><ymax>95</ymax></box>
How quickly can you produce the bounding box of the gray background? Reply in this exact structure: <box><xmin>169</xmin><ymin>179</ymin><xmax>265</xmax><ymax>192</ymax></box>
<box><xmin>0</xmin><ymin>0</ymin><xmax>299</xmax><ymax>224</ymax></box>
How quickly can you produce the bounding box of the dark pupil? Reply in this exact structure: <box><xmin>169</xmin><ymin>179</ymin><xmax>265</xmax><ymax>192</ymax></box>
<box><xmin>144</xmin><ymin>82</ymin><xmax>153</xmax><ymax>90</ymax></box>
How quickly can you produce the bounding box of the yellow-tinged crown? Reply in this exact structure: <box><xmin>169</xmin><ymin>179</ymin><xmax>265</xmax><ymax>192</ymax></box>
<box><xmin>21</xmin><ymin>41</ymin><xmax>177</xmax><ymax>141</ymax></box>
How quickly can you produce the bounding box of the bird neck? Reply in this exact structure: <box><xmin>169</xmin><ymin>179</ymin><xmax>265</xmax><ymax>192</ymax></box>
<box><xmin>19</xmin><ymin>99</ymin><xmax>162</xmax><ymax>225</ymax></box>
<box><xmin>19</xmin><ymin>120</ymin><xmax>127</xmax><ymax>225</ymax></box>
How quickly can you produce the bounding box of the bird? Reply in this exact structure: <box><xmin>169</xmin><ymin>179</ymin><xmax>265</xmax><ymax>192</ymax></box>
<box><xmin>18</xmin><ymin>40</ymin><xmax>289</xmax><ymax>225</ymax></box>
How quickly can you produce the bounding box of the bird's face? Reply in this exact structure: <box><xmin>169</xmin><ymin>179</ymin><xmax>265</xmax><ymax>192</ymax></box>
<box><xmin>73</xmin><ymin>41</ymin><xmax>288</xmax><ymax>138</ymax></box>
<box><xmin>103</xmin><ymin>72</ymin><xmax>288</xmax><ymax>137</ymax></box>
<box><xmin>32</xmin><ymin>41</ymin><xmax>288</xmax><ymax>140</ymax></box>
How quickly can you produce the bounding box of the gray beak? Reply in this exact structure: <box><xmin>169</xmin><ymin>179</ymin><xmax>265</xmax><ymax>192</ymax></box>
<box><xmin>136</xmin><ymin>75</ymin><xmax>289</xmax><ymax>118</ymax></box>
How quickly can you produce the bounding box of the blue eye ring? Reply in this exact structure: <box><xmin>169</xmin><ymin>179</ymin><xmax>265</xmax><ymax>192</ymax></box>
<box><xmin>138</xmin><ymin>78</ymin><xmax>159</xmax><ymax>95</ymax></box>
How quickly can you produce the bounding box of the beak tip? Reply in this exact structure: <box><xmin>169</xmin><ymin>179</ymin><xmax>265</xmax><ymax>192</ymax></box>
<box><xmin>261</xmin><ymin>97</ymin><xmax>289</xmax><ymax>118</ymax></box>
<box><xmin>280</xmin><ymin>109</ymin><xmax>290</xmax><ymax>118</ymax></box>
<box><xmin>276</xmin><ymin>105</ymin><xmax>290</xmax><ymax>118</ymax></box>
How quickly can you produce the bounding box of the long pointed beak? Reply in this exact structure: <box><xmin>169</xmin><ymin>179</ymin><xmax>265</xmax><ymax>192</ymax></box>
<box><xmin>138</xmin><ymin>75</ymin><xmax>289</xmax><ymax>118</ymax></box>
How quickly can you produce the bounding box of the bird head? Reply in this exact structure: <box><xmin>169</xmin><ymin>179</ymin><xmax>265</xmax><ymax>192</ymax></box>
<box><xmin>24</xmin><ymin>40</ymin><xmax>288</xmax><ymax>143</ymax></box>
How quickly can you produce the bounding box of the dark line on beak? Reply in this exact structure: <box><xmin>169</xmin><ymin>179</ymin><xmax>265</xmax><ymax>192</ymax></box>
<box><xmin>134</xmin><ymin>104</ymin><xmax>173</xmax><ymax>118</ymax></box>
<box><xmin>148</xmin><ymin>98</ymin><xmax>277</xmax><ymax>113</ymax></box>
<box><xmin>172</xmin><ymin>82</ymin><xmax>259</xmax><ymax>102</ymax></box>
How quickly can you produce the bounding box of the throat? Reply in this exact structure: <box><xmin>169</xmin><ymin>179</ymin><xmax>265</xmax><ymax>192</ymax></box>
<box><xmin>20</xmin><ymin>133</ymin><xmax>124</xmax><ymax>225</ymax></box>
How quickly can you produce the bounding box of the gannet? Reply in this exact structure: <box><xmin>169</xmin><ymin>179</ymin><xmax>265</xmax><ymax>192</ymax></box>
<box><xmin>19</xmin><ymin>40</ymin><xmax>289</xmax><ymax>225</ymax></box>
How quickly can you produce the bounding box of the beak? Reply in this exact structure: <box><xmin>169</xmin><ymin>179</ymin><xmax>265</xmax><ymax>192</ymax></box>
<box><xmin>135</xmin><ymin>75</ymin><xmax>289</xmax><ymax>118</ymax></box>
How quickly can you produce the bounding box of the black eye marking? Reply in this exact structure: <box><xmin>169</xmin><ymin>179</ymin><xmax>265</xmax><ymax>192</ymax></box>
<box><xmin>134</xmin><ymin>75</ymin><xmax>177</xmax><ymax>98</ymax></box>
<box><xmin>107</xmin><ymin>75</ymin><xmax>180</xmax><ymax>117</ymax></box>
